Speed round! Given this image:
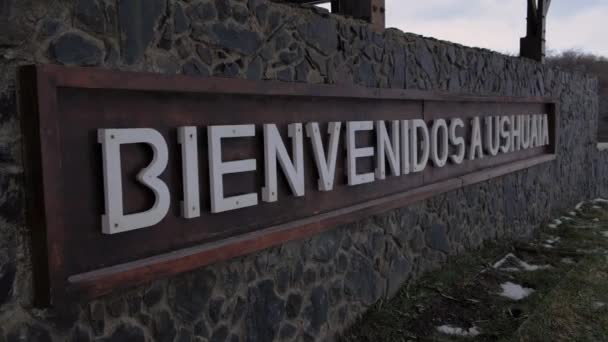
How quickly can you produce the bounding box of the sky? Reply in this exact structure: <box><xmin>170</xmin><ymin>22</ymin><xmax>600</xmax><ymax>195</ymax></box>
<box><xmin>317</xmin><ymin>0</ymin><xmax>608</xmax><ymax>57</ymax></box>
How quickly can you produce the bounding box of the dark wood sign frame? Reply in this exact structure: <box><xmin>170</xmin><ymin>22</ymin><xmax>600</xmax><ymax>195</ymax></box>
<box><xmin>18</xmin><ymin>64</ymin><xmax>557</xmax><ymax>306</ymax></box>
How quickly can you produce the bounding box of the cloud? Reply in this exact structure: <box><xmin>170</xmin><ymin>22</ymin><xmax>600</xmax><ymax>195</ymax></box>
<box><xmin>316</xmin><ymin>0</ymin><xmax>607</xmax><ymax>56</ymax></box>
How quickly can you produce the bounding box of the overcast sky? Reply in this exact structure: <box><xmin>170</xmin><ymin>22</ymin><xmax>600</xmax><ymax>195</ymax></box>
<box><xmin>318</xmin><ymin>0</ymin><xmax>607</xmax><ymax>56</ymax></box>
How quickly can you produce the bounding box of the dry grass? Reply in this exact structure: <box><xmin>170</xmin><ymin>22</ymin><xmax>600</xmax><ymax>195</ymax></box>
<box><xmin>340</xmin><ymin>201</ymin><xmax>608</xmax><ymax>341</ymax></box>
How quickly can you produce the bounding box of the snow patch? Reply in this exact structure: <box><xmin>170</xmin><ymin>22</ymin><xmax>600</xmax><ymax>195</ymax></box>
<box><xmin>492</xmin><ymin>253</ymin><xmax>550</xmax><ymax>272</ymax></box>
<box><xmin>561</xmin><ymin>257</ymin><xmax>575</xmax><ymax>264</ymax></box>
<box><xmin>545</xmin><ymin>236</ymin><xmax>560</xmax><ymax>245</ymax></box>
<box><xmin>547</xmin><ymin>224</ymin><xmax>557</xmax><ymax>229</ymax></box>
<box><xmin>561</xmin><ymin>216</ymin><xmax>574</xmax><ymax>221</ymax></box>
<box><xmin>499</xmin><ymin>282</ymin><xmax>534</xmax><ymax>301</ymax></box>
<box><xmin>593</xmin><ymin>302</ymin><xmax>606</xmax><ymax>309</ymax></box>
<box><xmin>575</xmin><ymin>201</ymin><xmax>585</xmax><ymax>211</ymax></box>
<box><xmin>569</xmin><ymin>211</ymin><xmax>577</xmax><ymax>217</ymax></box>
<box><xmin>436</xmin><ymin>325</ymin><xmax>481</xmax><ymax>337</ymax></box>
<box><xmin>601</xmin><ymin>231</ymin><xmax>608</xmax><ymax>238</ymax></box>
<box><xmin>592</xmin><ymin>198</ymin><xmax>608</xmax><ymax>204</ymax></box>
<box><xmin>594</xmin><ymin>218</ymin><xmax>600</xmax><ymax>222</ymax></box>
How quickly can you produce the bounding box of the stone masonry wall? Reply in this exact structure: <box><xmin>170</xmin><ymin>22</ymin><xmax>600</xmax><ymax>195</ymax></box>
<box><xmin>0</xmin><ymin>0</ymin><xmax>604</xmax><ymax>341</ymax></box>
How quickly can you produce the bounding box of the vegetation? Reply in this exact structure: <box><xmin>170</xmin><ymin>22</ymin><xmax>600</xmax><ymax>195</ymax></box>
<box><xmin>340</xmin><ymin>201</ymin><xmax>608</xmax><ymax>341</ymax></box>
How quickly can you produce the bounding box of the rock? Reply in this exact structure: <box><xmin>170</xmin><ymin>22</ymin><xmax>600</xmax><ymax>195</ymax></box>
<box><xmin>0</xmin><ymin>262</ymin><xmax>15</xmax><ymax>305</ymax></box>
<box><xmin>296</xmin><ymin>16</ymin><xmax>338</xmax><ymax>54</ymax></box>
<box><xmin>193</xmin><ymin>320</ymin><xmax>209</xmax><ymax>339</ymax></box>
<box><xmin>49</xmin><ymin>32</ymin><xmax>102</xmax><ymax>66</ymax></box>
<box><xmin>387</xmin><ymin>254</ymin><xmax>412</xmax><ymax>297</ymax></box>
<box><xmin>427</xmin><ymin>223</ymin><xmax>450</xmax><ymax>253</ymax></box>
<box><xmin>188</xmin><ymin>2</ymin><xmax>216</xmax><ymax>22</ymax></box>
<box><xmin>152</xmin><ymin>311</ymin><xmax>176</xmax><ymax>342</ymax></box>
<box><xmin>210</xmin><ymin>325</ymin><xmax>228</xmax><ymax>342</ymax></box>
<box><xmin>303</xmin><ymin>268</ymin><xmax>316</xmax><ymax>286</ymax></box>
<box><xmin>279</xmin><ymin>323</ymin><xmax>297</xmax><ymax>340</ymax></box>
<box><xmin>295</xmin><ymin>61</ymin><xmax>309</xmax><ymax>82</ymax></box>
<box><xmin>87</xmin><ymin>302</ymin><xmax>105</xmax><ymax>336</ymax></box>
<box><xmin>175</xmin><ymin>328</ymin><xmax>192</xmax><ymax>342</ymax></box>
<box><xmin>169</xmin><ymin>269</ymin><xmax>216</xmax><ymax>322</ymax></box>
<box><xmin>311</xmin><ymin>229</ymin><xmax>340</xmax><ymax>262</ymax></box>
<box><xmin>214</xmin><ymin>62</ymin><xmax>239</xmax><ymax>77</ymax></box>
<box><xmin>118</xmin><ymin>0</ymin><xmax>166</xmax><ymax>64</ymax></box>
<box><xmin>98</xmin><ymin>324</ymin><xmax>145</xmax><ymax>342</ymax></box>
<box><xmin>246</xmin><ymin>57</ymin><xmax>263</xmax><ymax>80</ymax></box>
<box><xmin>105</xmin><ymin>297</ymin><xmax>125</xmax><ymax>318</ymax></box>
<box><xmin>182</xmin><ymin>59</ymin><xmax>210</xmax><ymax>77</ymax></box>
<box><xmin>245</xmin><ymin>280</ymin><xmax>285</xmax><ymax>342</ymax></box>
<box><xmin>208</xmin><ymin>297</ymin><xmax>224</xmax><ymax>324</ymax></box>
<box><xmin>277</xmin><ymin>68</ymin><xmax>293</xmax><ymax>82</ymax></box>
<box><xmin>70</xmin><ymin>326</ymin><xmax>91</xmax><ymax>342</ymax></box>
<box><xmin>409</xmin><ymin>226</ymin><xmax>426</xmax><ymax>253</ymax></box>
<box><xmin>310</xmin><ymin>286</ymin><xmax>328</xmax><ymax>332</ymax></box>
<box><xmin>174</xmin><ymin>3</ymin><xmax>189</xmax><ymax>34</ymax></box>
<box><xmin>328</xmin><ymin>280</ymin><xmax>343</xmax><ymax>306</ymax></box>
<box><xmin>344</xmin><ymin>254</ymin><xmax>383</xmax><ymax>305</ymax></box>
<box><xmin>286</xmin><ymin>293</ymin><xmax>302</xmax><ymax>319</ymax></box>
<box><xmin>75</xmin><ymin>0</ymin><xmax>105</xmax><ymax>33</ymax></box>
<box><xmin>275</xmin><ymin>267</ymin><xmax>289</xmax><ymax>294</ymax></box>
<box><xmin>231</xmin><ymin>296</ymin><xmax>246</xmax><ymax>324</ymax></box>
<box><xmin>209</xmin><ymin>23</ymin><xmax>261</xmax><ymax>55</ymax></box>
<box><xmin>143</xmin><ymin>284</ymin><xmax>164</xmax><ymax>308</ymax></box>
<box><xmin>6</xmin><ymin>324</ymin><xmax>52</xmax><ymax>342</ymax></box>
<box><xmin>279</xmin><ymin>51</ymin><xmax>299</xmax><ymax>65</ymax></box>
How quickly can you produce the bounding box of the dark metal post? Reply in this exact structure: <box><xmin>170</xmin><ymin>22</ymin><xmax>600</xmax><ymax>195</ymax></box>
<box><xmin>520</xmin><ymin>0</ymin><xmax>551</xmax><ymax>62</ymax></box>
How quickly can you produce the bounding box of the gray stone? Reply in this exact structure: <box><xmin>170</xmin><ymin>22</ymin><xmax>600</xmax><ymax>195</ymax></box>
<box><xmin>279</xmin><ymin>323</ymin><xmax>297</xmax><ymax>340</ymax></box>
<box><xmin>169</xmin><ymin>270</ymin><xmax>216</xmax><ymax>322</ymax></box>
<box><xmin>387</xmin><ymin>254</ymin><xmax>412</xmax><ymax>297</ymax></box>
<box><xmin>203</xmin><ymin>23</ymin><xmax>261</xmax><ymax>55</ymax></box>
<box><xmin>174</xmin><ymin>3</ymin><xmax>189</xmax><ymax>34</ymax></box>
<box><xmin>344</xmin><ymin>254</ymin><xmax>383</xmax><ymax>305</ymax></box>
<box><xmin>143</xmin><ymin>284</ymin><xmax>164</xmax><ymax>308</ymax></box>
<box><xmin>310</xmin><ymin>286</ymin><xmax>329</xmax><ymax>332</ymax></box>
<box><xmin>214</xmin><ymin>62</ymin><xmax>239</xmax><ymax>77</ymax></box>
<box><xmin>70</xmin><ymin>326</ymin><xmax>91</xmax><ymax>342</ymax></box>
<box><xmin>194</xmin><ymin>320</ymin><xmax>209</xmax><ymax>339</ymax></box>
<box><xmin>277</xmin><ymin>68</ymin><xmax>293</xmax><ymax>82</ymax></box>
<box><xmin>187</xmin><ymin>1</ymin><xmax>216</xmax><ymax>21</ymax></box>
<box><xmin>208</xmin><ymin>297</ymin><xmax>224</xmax><ymax>324</ymax></box>
<box><xmin>49</xmin><ymin>32</ymin><xmax>102</xmax><ymax>66</ymax></box>
<box><xmin>182</xmin><ymin>59</ymin><xmax>210</xmax><ymax>77</ymax></box>
<box><xmin>246</xmin><ymin>57</ymin><xmax>263</xmax><ymax>80</ymax></box>
<box><xmin>210</xmin><ymin>326</ymin><xmax>228</xmax><ymax>342</ymax></box>
<box><xmin>296</xmin><ymin>16</ymin><xmax>338</xmax><ymax>54</ymax></box>
<box><xmin>245</xmin><ymin>280</ymin><xmax>285</xmax><ymax>342</ymax></box>
<box><xmin>152</xmin><ymin>311</ymin><xmax>176</xmax><ymax>342</ymax></box>
<box><xmin>118</xmin><ymin>0</ymin><xmax>166</xmax><ymax>64</ymax></box>
<box><xmin>87</xmin><ymin>302</ymin><xmax>105</xmax><ymax>336</ymax></box>
<box><xmin>286</xmin><ymin>293</ymin><xmax>302</xmax><ymax>319</ymax></box>
<box><xmin>175</xmin><ymin>328</ymin><xmax>193</xmax><ymax>342</ymax></box>
<box><xmin>427</xmin><ymin>223</ymin><xmax>450</xmax><ymax>253</ymax></box>
<box><xmin>409</xmin><ymin>226</ymin><xmax>426</xmax><ymax>253</ymax></box>
<box><xmin>75</xmin><ymin>0</ymin><xmax>105</xmax><ymax>33</ymax></box>
<box><xmin>0</xmin><ymin>262</ymin><xmax>15</xmax><ymax>305</ymax></box>
<box><xmin>275</xmin><ymin>267</ymin><xmax>290</xmax><ymax>294</ymax></box>
<box><xmin>6</xmin><ymin>324</ymin><xmax>51</xmax><ymax>342</ymax></box>
<box><xmin>311</xmin><ymin>229</ymin><xmax>340</xmax><ymax>263</ymax></box>
<box><xmin>99</xmin><ymin>324</ymin><xmax>145</xmax><ymax>342</ymax></box>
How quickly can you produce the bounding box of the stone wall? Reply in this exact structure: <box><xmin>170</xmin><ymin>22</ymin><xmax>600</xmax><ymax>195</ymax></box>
<box><xmin>0</xmin><ymin>0</ymin><xmax>604</xmax><ymax>341</ymax></box>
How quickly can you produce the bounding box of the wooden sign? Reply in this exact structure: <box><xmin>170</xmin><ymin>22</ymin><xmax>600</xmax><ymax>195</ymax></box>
<box><xmin>18</xmin><ymin>64</ymin><xmax>557</xmax><ymax>305</ymax></box>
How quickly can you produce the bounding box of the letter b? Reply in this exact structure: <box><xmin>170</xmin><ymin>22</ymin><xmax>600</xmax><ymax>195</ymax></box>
<box><xmin>98</xmin><ymin>128</ymin><xmax>170</xmax><ymax>234</ymax></box>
